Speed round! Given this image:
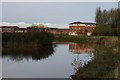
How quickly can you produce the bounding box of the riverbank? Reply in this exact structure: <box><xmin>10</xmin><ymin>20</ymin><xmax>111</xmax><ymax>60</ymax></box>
<box><xmin>69</xmin><ymin>36</ymin><xmax>120</xmax><ymax>79</ymax></box>
<box><xmin>54</xmin><ymin>34</ymin><xmax>119</xmax><ymax>45</ymax></box>
<box><xmin>2</xmin><ymin>32</ymin><xmax>120</xmax><ymax>78</ymax></box>
<box><xmin>55</xmin><ymin>35</ymin><xmax>119</xmax><ymax>79</ymax></box>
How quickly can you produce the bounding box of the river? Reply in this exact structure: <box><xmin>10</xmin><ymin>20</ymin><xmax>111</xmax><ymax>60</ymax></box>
<box><xmin>2</xmin><ymin>42</ymin><xmax>94</xmax><ymax>78</ymax></box>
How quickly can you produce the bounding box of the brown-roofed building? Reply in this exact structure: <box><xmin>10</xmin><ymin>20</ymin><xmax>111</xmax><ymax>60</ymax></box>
<box><xmin>0</xmin><ymin>26</ymin><xmax>28</xmax><ymax>33</ymax></box>
<box><xmin>69</xmin><ymin>21</ymin><xmax>96</xmax><ymax>36</ymax></box>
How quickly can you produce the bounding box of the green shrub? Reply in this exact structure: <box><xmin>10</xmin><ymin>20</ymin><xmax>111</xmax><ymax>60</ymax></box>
<box><xmin>2</xmin><ymin>31</ymin><xmax>54</xmax><ymax>47</ymax></box>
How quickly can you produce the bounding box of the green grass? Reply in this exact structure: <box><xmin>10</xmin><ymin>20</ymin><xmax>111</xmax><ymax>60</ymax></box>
<box><xmin>82</xmin><ymin>66</ymin><xmax>109</xmax><ymax>77</ymax></box>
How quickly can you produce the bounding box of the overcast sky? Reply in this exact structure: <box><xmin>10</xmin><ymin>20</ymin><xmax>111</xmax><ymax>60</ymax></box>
<box><xmin>1</xmin><ymin>2</ymin><xmax>118</xmax><ymax>28</ymax></box>
<box><xmin>1</xmin><ymin>0</ymin><xmax>120</xmax><ymax>2</ymax></box>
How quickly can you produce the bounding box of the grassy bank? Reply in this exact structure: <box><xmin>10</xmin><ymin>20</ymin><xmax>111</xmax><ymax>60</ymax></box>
<box><xmin>70</xmin><ymin>36</ymin><xmax>120</xmax><ymax>79</ymax></box>
<box><xmin>54</xmin><ymin>34</ymin><xmax>119</xmax><ymax>44</ymax></box>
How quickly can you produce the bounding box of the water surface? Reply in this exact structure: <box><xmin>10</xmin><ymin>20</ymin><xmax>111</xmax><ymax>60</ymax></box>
<box><xmin>2</xmin><ymin>43</ymin><xmax>94</xmax><ymax>78</ymax></box>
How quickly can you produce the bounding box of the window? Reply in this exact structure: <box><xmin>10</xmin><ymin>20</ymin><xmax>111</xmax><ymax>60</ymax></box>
<box><xmin>70</xmin><ymin>24</ymin><xmax>73</xmax><ymax>26</ymax></box>
<box><xmin>73</xmin><ymin>24</ymin><xmax>75</xmax><ymax>26</ymax></box>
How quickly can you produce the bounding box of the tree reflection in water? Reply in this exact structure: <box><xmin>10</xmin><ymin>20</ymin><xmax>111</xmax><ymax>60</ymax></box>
<box><xmin>2</xmin><ymin>45</ymin><xmax>55</xmax><ymax>61</ymax></box>
<box><xmin>72</xmin><ymin>55</ymin><xmax>83</xmax><ymax>71</ymax></box>
<box><xmin>72</xmin><ymin>53</ymin><xmax>94</xmax><ymax>72</ymax></box>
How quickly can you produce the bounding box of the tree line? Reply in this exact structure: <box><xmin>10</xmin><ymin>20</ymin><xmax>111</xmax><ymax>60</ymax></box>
<box><xmin>92</xmin><ymin>8</ymin><xmax>120</xmax><ymax>36</ymax></box>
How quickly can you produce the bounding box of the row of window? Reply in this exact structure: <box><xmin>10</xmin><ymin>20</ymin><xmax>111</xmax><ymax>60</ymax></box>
<box><xmin>70</xmin><ymin>31</ymin><xmax>81</xmax><ymax>32</ymax></box>
<box><xmin>69</xmin><ymin>24</ymin><xmax>95</xmax><ymax>26</ymax></box>
<box><xmin>70</xmin><ymin>27</ymin><xmax>94</xmax><ymax>29</ymax></box>
<box><xmin>70</xmin><ymin>30</ymin><xmax>80</xmax><ymax>32</ymax></box>
<box><xmin>70</xmin><ymin>27</ymin><xmax>81</xmax><ymax>29</ymax></box>
<box><xmin>70</xmin><ymin>28</ymin><xmax>95</xmax><ymax>32</ymax></box>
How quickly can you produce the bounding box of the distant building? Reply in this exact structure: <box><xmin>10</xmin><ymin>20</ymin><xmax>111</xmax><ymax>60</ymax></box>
<box><xmin>27</xmin><ymin>24</ymin><xmax>70</xmax><ymax>34</ymax></box>
<box><xmin>69</xmin><ymin>21</ymin><xmax>96</xmax><ymax>36</ymax></box>
<box><xmin>0</xmin><ymin>26</ymin><xmax>28</xmax><ymax>33</ymax></box>
<box><xmin>0</xmin><ymin>25</ymin><xmax>69</xmax><ymax>34</ymax></box>
<box><xmin>50</xmin><ymin>28</ymin><xmax>69</xmax><ymax>34</ymax></box>
<box><xmin>15</xmin><ymin>28</ymin><xmax>27</xmax><ymax>33</ymax></box>
<box><xmin>0</xmin><ymin>26</ymin><xmax>19</xmax><ymax>32</ymax></box>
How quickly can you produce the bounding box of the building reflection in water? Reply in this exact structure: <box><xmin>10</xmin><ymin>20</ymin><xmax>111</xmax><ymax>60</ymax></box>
<box><xmin>69</xmin><ymin>42</ymin><xmax>94</xmax><ymax>72</ymax></box>
<box><xmin>69</xmin><ymin>42</ymin><xmax>94</xmax><ymax>54</ymax></box>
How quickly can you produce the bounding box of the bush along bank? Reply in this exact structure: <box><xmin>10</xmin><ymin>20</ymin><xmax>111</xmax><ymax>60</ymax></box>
<box><xmin>2</xmin><ymin>31</ymin><xmax>54</xmax><ymax>48</ymax></box>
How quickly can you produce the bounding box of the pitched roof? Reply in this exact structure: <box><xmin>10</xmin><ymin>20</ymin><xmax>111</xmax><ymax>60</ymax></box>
<box><xmin>69</xmin><ymin>21</ymin><xmax>96</xmax><ymax>25</ymax></box>
<box><xmin>69</xmin><ymin>21</ymin><xmax>82</xmax><ymax>24</ymax></box>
